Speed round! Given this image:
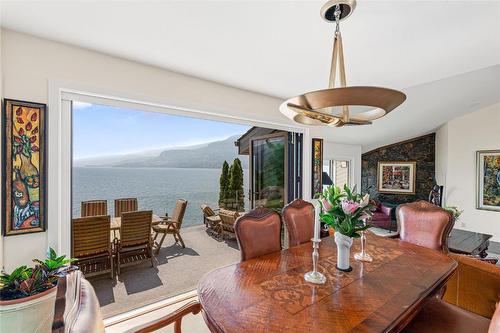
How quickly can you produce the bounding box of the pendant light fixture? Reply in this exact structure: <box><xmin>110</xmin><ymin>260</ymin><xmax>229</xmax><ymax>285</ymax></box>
<box><xmin>280</xmin><ymin>0</ymin><xmax>406</xmax><ymax>127</ymax></box>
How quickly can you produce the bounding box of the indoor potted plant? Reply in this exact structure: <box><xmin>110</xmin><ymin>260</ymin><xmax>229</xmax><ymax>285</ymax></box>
<box><xmin>444</xmin><ymin>205</ymin><xmax>463</xmax><ymax>222</ymax></box>
<box><xmin>319</xmin><ymin>184</ymin><xmax>373</xmax><ymax>271</ymax></box>
<box><xmin>0</xmin><ymin>248</ymin><xmax>76</xmax><ymax>332</ymax></box>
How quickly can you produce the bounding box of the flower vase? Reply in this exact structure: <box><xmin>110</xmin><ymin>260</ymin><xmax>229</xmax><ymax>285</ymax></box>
<box><xmin>334</xmin><ymin>232</ymin><xmax>353</xmax><ymax>272</ymax></box>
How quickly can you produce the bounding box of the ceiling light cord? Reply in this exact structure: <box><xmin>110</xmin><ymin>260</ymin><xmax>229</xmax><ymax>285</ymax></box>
<box><xmin>330</xmin><ymin>4</ymin><xmax>350</xmax><ymax>123</ymax></box>
<box><xmin>334</xmin><ymin>4</ymin><xmax>341</xmax><ymax>36</ymax></box>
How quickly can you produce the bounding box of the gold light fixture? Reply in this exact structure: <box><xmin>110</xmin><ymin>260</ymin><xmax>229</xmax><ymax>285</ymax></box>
<box><xmin>280</xmin><ymin>0</ymin><xmax>406</xmax><ymax>127</ymax></box>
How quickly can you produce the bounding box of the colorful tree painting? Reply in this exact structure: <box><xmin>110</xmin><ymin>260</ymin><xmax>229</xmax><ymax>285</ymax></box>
<box><xmin>3</xmin><ymin>100</ymin><xmax>46</xmax><ymax>236</ymax></box>
<box><xmin>482</xmin><ymin>155</ymin><xmax>500</xmax><ymax>207</ymax></box>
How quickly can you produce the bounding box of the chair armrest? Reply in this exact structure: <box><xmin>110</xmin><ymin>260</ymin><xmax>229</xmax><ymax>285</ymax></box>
<box><xmin>132</xmin><ymin>301</ymin><xmax>201</xmax><ymax>333</ymax></box>
<box><xmin>164</xmin><ymin>220</ymin><xmax>181</xmax><ymax>231</ymax></box>
<box><xmin>380</xmin><ymin>205</ymin><xmax>392</xmax><ymax>216</ymax></box>
<box><xmin>443</xmin><ymin>253</ymin><xmax>500</xmax><ymax>318</ymax></box>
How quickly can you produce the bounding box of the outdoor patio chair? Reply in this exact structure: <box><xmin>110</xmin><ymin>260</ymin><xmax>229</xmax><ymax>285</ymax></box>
<box><xmin>72</xmin><ymin>215</ymin><xmax>114</xmax><ymax>278</ymax></box>
<box><xmin>115</xmin><ymin>210</ymin><xmax>154</xmax><ymax>275</ymax></box>
<box><xmin>200</xmin><ymin>204</ymin><xmax>222</xmax><ymax>238</ymax></box>
<box><xmin>114</xmin><ymin>197</ymin><xmax>138</xmax><ymax>217</ymax></box>
<box><xmin>81</xmin><ymin>200</ymin><xmax>108</xmax><ymax>217</ymax></box>
<box><xmin>152</xmin><ymin>199</ymin><xmax>188</xmax><ymax>253</ymax></box>
<box><xmin>219</xmin><ymin>209</ymin><xmax>240</xmax><ymax>239</ymax></box>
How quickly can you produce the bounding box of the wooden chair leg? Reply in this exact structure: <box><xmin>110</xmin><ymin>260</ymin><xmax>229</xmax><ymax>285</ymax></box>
<box><xmin>174</xmin><ymin>318</ymin><xmax>182</xmax><ymax>333</ymax></box>
<box><xmin>176</xmin><ymin>232</ymin><xmax>186</xmax><ymax>248</ymax></box>
<box><xmin>153</xmin><ymin>231</ymin><xmax>159</xmax><ymax>242</ymax></box>
<box><xmin>110</xmin><ymin>254</ymin><xmax>114</xmax><ymax>279</ymax></box>
<box><xmin>117</xmin><ymin>252</ymin><xmax>121</xmax><ymax>275</ymax></box>
<box><xmin>155</xmin><ymin>232</ymin><xmax>167</xmax><ymax>254</ymax></box>
<box><xmin>149</xmin><ymin>246</ymin><xmax>154</xmax><ymax>267</ymax></box>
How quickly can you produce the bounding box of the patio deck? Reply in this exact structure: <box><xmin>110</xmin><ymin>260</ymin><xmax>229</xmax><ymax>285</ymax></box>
<box><xmin>88</xmin><ymin>224</ymin><xmax>240</xmax><ymax>318</ymax></box>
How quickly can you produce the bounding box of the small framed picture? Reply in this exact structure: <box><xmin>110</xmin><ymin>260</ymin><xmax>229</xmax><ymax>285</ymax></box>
<box><xmin>377</xmin><ymin>161</ymin><xmax>416</xmax><ymax>195</ymax></box>
<box><xmin>2</xmin><ymin>99</ymin><xmax>47</xmax><ymax>236</ymax></box>
<box><xmin>476</xmin><ymin>150</ymin><xmax>500</xmax><ymax>211</ymax></box>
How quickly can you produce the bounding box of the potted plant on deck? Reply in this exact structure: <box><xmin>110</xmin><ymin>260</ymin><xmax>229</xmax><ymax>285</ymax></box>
<box><xmin>0</xmin><ymin>248</ymin><xmax>76</xmax><ymax>332</ymax></box>
<box><xmin>319</xmin><ymin>184</ymin><xmax>373</xmax><ymax>271</ymax></box>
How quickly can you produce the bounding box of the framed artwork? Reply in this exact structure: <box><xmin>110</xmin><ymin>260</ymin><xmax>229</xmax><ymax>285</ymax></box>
<box><xmin>476</xmin><ymin>150</ymin><xmax>500</xmax><ymax>212</ymax></box>
<box><xmin>2</xmin><ymin>99</ymin><xmax>47</xmax><ymax>236</ymax></box>
<box><xmin>311</xmin><ymin>138</ymin><xmax>323</xmax><ymax>197</ymax></box>
<box><xmin>377</xmin><ymin>161</ymin><xmax>416</xmax><ymax>195</ymax></box>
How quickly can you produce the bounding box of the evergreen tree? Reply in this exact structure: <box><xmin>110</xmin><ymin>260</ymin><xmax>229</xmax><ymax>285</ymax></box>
<box><xmin>229</xmin><ymin>158</ymin><xmax>245</xmax><ymax>211</ymax></box>
<box><xmin>219</xmin><ymin>161</ymin><xmax>229</xmax><ymax>208</ymax></box>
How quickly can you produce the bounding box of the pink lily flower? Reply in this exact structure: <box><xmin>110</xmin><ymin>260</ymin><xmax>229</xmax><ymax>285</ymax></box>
<box><xmin>321</xmin><ymin>198</ymin><xmax>333</xmax><ymax>211</ymax></box>
<box><xmin>341</xmin><ymin>200</ymin><xmax>360</xmax><ymax>215</ymax></box>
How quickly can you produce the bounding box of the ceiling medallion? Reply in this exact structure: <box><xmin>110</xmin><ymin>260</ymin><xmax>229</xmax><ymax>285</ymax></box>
<box><xmin>279</xmin><ymin>0</ymin><xmax>406</xmax><ymax>127</ymax></box>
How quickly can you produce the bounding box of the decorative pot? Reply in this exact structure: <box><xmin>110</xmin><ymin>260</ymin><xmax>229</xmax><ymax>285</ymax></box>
<box><xmin>0</xmin><ymin>286</ymin><xmax>57</xmax><ymax>333</ymax></box>
<box><xmin>334</xmin><ymin>232</ymin><xmax>353</xmax><ymax>272</ymax></box>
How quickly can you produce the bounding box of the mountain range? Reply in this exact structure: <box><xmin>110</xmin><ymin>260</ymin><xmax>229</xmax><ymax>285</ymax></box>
<box><xmin>74</xmin><ymin>135</ymin><xmax>249</xmax><ymax>169</ymax></box>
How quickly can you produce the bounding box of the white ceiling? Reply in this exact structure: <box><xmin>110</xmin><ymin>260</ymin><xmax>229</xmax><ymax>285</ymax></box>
<box><xmin>1</xmin><ymin>0</ymin><xmax>500</xmax><ymax>149</ymax></box>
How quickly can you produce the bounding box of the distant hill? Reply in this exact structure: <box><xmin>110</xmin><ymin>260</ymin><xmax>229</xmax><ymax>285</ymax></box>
<box><xmin>80</xmin><ymin>135</ymin><xmax>249</xmax><ymax>169</ymax></box>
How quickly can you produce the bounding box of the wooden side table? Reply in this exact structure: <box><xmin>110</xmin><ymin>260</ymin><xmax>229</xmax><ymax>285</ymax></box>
<box><xmin>448</xmin><ymin>228</ymin><xmax>492</xmax><ymax>258</ymax></box>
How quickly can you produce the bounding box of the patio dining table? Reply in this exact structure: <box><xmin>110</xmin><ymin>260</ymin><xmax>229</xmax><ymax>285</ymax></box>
<box><xmin>110</xmin><ymin>214</ymin><xmax>163</xmax><ymax>230</ymax></box>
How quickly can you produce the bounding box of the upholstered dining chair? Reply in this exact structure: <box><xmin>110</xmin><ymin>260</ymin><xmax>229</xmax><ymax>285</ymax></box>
<box><xmin>81</xmin><ymin>200</ymin><xmax>107</xmax><ymax>217</ymax></box>
<box><xmin>396</xmin><ymin>200</ymin><xmax>454</xmax><ymax>253</ymax></box>
<box><xmin>282</xmin><ymin>199</ymin><xmax>315</xmax><ymax>247</ymax></box>
<box><xmin>114</xmin><ymin>197</ymin><xmax>138</xmax><ymax>218</ymax></box>
<box><xmin>235</xmin><ymin>207</ymin><xmax>281</xmax><ymax>262</ymax></box>
<box><xmin>52</xmin><ymin>271</ymin><xmax>202</xmax><ymax>333</ymax></box>
<box><xmin>401</xmin><ymin>297</ymin><xmax>497</xmax><ymax>333</ymax></box>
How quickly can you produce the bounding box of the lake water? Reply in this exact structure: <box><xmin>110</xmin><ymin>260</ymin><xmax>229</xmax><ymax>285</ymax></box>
<box><xmin>72</xmin><ymin>167</ymin><xmax>249</xmax><ymax>227</ymax></box>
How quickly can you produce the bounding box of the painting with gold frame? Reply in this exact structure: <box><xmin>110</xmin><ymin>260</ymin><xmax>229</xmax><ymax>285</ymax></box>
<box><xmin>311</xmin><ymin>138</ymin><xmax>323</xmax><ymax>197</ymax></box>
<box><xmin>2</xmin><ymin>99</ymin><xmax>47</xmax><ymax>236</ymax></box>
<box><xmin>377</xmin><ymin>161</ymin><xmax>416</xmax><ymax>195</ymax></box>
<box><xmin>476</xmin><ymin>150</ymin><xmax>500</xmax><ymax>212</ymax></box>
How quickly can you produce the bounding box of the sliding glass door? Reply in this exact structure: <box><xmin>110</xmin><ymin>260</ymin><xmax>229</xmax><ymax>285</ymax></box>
<box><xmin>250</xmin><ymin>133</ymin><xmax>288</xmax><ymax>209</ymax></box>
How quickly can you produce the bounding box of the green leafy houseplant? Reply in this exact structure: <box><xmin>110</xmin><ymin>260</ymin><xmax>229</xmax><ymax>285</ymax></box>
<box><xmin>319</xmin><ymin>184</ymin><xmax>373</xmax><ymax>238</ymax></box>
<box><xmin>443</xmin><ymin>205</ymin><xmax>463</xmax><ymax>220</ymax></box>
<box><xmin>0</xmin><ymin>248</ymin><xmax>76</xmax><ymax>301</ymax></box>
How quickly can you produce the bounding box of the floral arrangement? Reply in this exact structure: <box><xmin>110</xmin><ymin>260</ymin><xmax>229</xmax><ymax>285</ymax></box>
<box><xmin>444</xmin><ymin>205</ymin><xmax>463</xmax><ymax>220</ymax></box>
<box><xmin>319</xmin><ymin>184</ymin><xmax>373</xmax><ymax>238</ymax></box>
<box><xmin>0</xmin><ymin>248</ymin><xmax>76</xmax><ymax>301</ymax></box>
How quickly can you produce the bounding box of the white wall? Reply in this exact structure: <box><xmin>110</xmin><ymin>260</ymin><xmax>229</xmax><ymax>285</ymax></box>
<box><xmin>0</xmin><ymin>29</ymin><xmax>290</xmax><ymax>271</ymax></box>
<box><xmin>0</xmin><ymin>29</ymin><xmax>347</xmax><ymax>271</ymax></box>
<box><xmin>436</xmin><ymin>103</ymin><xmax>500</xmax><ymax>241</ymax></box>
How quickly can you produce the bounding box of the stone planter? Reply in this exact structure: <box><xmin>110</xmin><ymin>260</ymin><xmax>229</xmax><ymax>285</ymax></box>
<box><xmin>0</xmin><ymin>286</ymin><xmax>57</xmax><ymax>333</ymax></box>
<box><xmin>334</xmin><ymin>232</ymin><xmax>353</xmax><ymax>272</ymax></box>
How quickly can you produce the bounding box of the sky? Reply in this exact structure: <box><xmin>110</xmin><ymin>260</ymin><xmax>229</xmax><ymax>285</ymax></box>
<box><xmin>72</xmin><ymin>101</ymin><xmax>250</xmax><ymax>159</ymax></box>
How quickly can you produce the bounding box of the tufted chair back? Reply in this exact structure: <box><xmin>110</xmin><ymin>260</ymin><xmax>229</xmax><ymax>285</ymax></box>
<box><xmin>396</xmin><ymin>201</ymin><xmax>454</xmax><ymax>253</ymax></box>
<box><xmin>235</xmin><ymin>207</ymin><xmax>281</xmax><ymax>262</ymax></box>
<box><xmin>282</xmin><ymin>199</ymin><xmax>315</xmax><ymax>247</ymax></box>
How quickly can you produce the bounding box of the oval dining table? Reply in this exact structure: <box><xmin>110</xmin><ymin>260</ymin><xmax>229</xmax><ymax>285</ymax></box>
<box><xmin>197</xmin><ymin>233</ymin><xmax>457</xmax><ymax>333</ymax></box>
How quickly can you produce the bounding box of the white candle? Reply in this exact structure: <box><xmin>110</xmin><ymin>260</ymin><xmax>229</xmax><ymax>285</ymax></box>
<box><xmin>314</xmin><ymin>201</ymin><xmax>321</xmax><ymax>240</ymax></box>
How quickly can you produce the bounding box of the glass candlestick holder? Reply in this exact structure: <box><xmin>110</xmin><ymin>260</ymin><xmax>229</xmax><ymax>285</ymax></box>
<box><xmin>354</xmin><ymin>224</ymin><xmax>373</xmax><ymax>262</ymax></box>
<box><xmin>304</xmin><ymin>238</ymin><xmax>327</xmax><ymax>284</ymax></box>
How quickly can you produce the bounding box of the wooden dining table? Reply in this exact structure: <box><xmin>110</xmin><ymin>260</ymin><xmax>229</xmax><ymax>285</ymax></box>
<box><xmin>197</xmin><ymin>234</ymin><xmax>457</xmax><ymax>333</ymax></box>
<box><xmin>110</xmin><ymin>214</ymin><xmax>162</xmax><ymax>231</ymax></box>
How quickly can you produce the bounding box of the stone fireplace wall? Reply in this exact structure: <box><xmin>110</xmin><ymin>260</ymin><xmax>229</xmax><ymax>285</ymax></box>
<box><xmin>361</xmin><ymin>133</ymin><xmax>436</xmax><ymax>204</ymax></box>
